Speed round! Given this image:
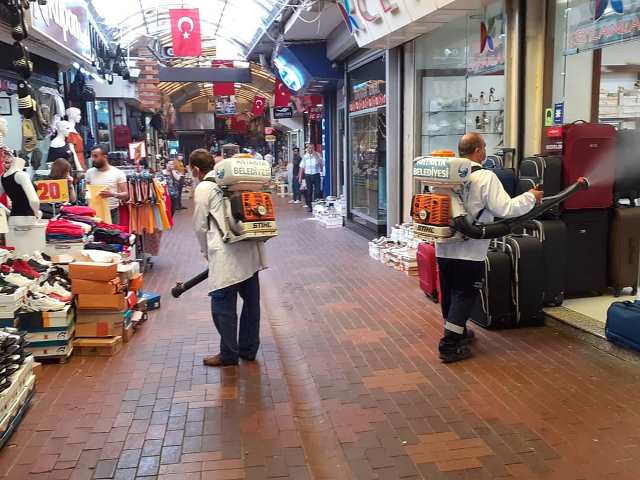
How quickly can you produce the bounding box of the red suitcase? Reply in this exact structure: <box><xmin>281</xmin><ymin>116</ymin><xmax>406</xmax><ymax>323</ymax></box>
<box><xmin>562</xmin><ymin>122</ymin><xmax>616</xmax><ymax>210</ymax></box>
<box><xmin>417</xmin><ymin>242</ymin><xmax>440</xmax><ymax>303</ymax></box>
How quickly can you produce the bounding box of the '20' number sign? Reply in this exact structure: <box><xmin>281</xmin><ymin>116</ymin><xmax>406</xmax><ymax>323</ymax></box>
<box><xmin>35</xmin><ymin>180</ymin><xmax>70</xmax><ymax>204</ymax></box>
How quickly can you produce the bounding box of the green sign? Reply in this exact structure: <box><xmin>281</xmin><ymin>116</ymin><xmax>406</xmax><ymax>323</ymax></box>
<box><xmin>545</xmin><ymin>108</ymin><xmax>554</xmax><ymax>127</ymax></box>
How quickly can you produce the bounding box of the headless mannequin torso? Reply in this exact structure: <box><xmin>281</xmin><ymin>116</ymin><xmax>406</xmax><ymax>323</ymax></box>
<box><xmin>48</xmin><ymin>120</ymin><xmax>82</xmax><ymax>171</ymax></box>
<box><xmin>0</xmin><ymin>153</ymin><xmax>41</xmax><ymax>223</ymax></box>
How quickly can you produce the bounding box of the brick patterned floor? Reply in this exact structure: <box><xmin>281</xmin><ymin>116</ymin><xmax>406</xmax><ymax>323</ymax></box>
<box><xmin>2</xmin><ymin>200</ymin><xmax>640</xmax><ymax>479</ymax></box>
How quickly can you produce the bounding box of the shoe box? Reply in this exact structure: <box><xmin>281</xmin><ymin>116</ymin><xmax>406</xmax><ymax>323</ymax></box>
<box><xmin>76</xmin><ymin>293</ymin><xmax>127</xmax><ymax>311</ymax></box>
<box><xmin>73</xmin><ymin>336</ymin><xmax>123</xmax><ymax>357</ymax></box>
<box><xmin>0</xmin><ymin>356</ymin><xmax>35</xmax><ymax>422</ymax></box>
<box><xmin>24</xmin><ymin>341</ymin><xmax>73</xmax><ymax>361</ymax></box>
<box><xmin>118</xmin><ymin>262</ymin><xmax>141</xmax><ymax>282</ymax></box>
<box><xmin>135</xmin><ymin>291</ymin><xmax>161</xmax><ymax>311</ymax></box>
<box><xmin>75</xmin><ymin>310</ymin><xmax>125</xmax><ymax>338</ymax></box>
<box><xmin>69</xmin><ymin>262</ymin><xmax>119</xmax><ymax>282</ymax></box>
<box><xmin>71</xmin><ymin>277</ymin><xmax>123</xmax><ymax>296</ymax></box>
<box><xmin>0</xmin><ymin>287</ymin><xmax>27</xmax><ymax>309</ymax></box>
<box><xmin>17</xmin><ymin>304</ymin><xmax>74</xmax><ymax>330</ymax></box>
<box><xmin>25</xmin><ymin>321</ymin><xmax>75</xmax><ymax>345</ymax></box>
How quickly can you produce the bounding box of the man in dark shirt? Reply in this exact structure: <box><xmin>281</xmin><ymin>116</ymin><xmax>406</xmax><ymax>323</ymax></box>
<box><xmin>289</xmin><ymin>147</ymin><xmax>303</xmax><ymax>204</ymax></box>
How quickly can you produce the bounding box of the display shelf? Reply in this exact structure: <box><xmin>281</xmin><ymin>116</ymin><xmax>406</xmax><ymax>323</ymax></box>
<box><xmin>429</xmin><ymin>110</ymin><xmax>466</xmax><ymax>114</ymax></box>
<box><xmin>423</xmin><ymin>133</ymin><xmax>465</xmax><ymax>137</ymax></box>
<box><xmin>466</xmin><ymin>108</ymin><xmax>504</xmax><ymax>112</ymax></box>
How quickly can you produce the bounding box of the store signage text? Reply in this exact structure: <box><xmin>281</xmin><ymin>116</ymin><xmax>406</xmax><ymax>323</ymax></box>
<box><xmin>35</xmin><ymin>180</ymin><xmax>70</xmax><ymax>204</ymax></box>
<box><xmin>31</xmin><ymin>0</ymin><xmax>92</xmax><ymax>61</ymax></box>
<box><xmin>339</xmin><ymin>0</ymin><xmax>400</xmax><ymax>32</ymax></box>
<box><xmin>349</xmin><ymin>94</ymin><xmax>386</xmax><ymax>112</ymax></box>
<box><xmin>413</xmin><ymin>158</ymin><xmax>451</xmax><ymax>179</ymax></box>
<box><xmin>273</xmin><ymin>106</ymin><xmax>293</xmax><ymax>119</ymax></box>
<box><xmin>572</xmin><ymin>15</ymin><xmax>640</xmax><ymax>46</ymax></box>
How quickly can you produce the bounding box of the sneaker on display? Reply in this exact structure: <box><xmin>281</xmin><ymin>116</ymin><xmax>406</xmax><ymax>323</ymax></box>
<box><xmin>37</xmin><ymin>284</ymin><xmax>72</xmax><ymax>303</ymax></box>
<box><xmin>32</xmin><ymin>251</ymin><xmax>52</xmax><ymax>266</ymax></box>
<box><xmin>2</xmin><ymin>273</ymin><xmax>32</xmax><ymax>288</ymax></box>
<box><xmin>26</xmin><ymin>292</ymin><xmax>66</xmax><ymax>312</ymax></box>
<box><xmin>8</xmin><ymin>260</ymin><xmax>40</xmax><ymax>279</ymax></box>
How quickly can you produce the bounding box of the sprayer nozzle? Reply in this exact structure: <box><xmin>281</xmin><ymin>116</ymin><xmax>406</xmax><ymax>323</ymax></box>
<box><xmin>577</xmin><ymin>177</ymin><xmax>590</xmax><ymax>190</ymax></box>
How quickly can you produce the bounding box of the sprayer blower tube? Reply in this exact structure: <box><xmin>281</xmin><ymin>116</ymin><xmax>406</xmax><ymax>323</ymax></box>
<box><xmin>451</xmin><ymin>178</ymin><xmax>589</xmax><ymax>240</ymax></box>
<box><xmin>171</xmin><ymin>270</ymin><xmax>209</xmax><ymax>298</ymax></box>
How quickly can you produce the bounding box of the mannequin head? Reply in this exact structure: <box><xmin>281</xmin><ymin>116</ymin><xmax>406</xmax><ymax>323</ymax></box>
<box><xmin>66</xmin><ymin>107</ymin><xmax>81</xmax><ymax>124</ymax></box>
<box><xmin>55</xmin><ymin>120</ymin><xmax>72</xmax><ymax>138</ymax></box>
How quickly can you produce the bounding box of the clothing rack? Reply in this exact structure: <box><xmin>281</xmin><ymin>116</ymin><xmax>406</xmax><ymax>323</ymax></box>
<box><xmin>124</xmin><ymin>173</ymin><xmax>171</xmax><ymax>236</ymax></box>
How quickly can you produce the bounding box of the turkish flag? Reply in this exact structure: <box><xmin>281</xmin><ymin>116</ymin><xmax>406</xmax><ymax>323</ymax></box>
<box><xmin>212</xmin><ymin>60</ymin><xmax>236</xmax><ymax>97</ymax></box>
<box><xmin>170</xmin><ymin>9</ymin><xmax>202</xmax><ymax>57</ymax></box>
<box><xmin>230</xmin><ymin>116</ymin><xmax>248</xmax><ymax>133</ymax></box>
<box><xmin>251</xmin><ymin>95</ymin><xmax>266</xmax><ymax>117</ymax></box>
<box><xmin>274</xmin><ymin>77</ymin><xmax>292</xmax><ymax>108</ymax></box>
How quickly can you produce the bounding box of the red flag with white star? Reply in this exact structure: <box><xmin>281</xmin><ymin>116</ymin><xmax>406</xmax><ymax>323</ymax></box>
<box><xmin>170</xmin><ymin>9</ymin><xmax>202</xmax><ymax>57</ymax></box>
<box><xmin>274</xmin><ymin>77</ymin><xmax>292</xmax><ymax>108</ymax></box>
<box><xmin>251</xmin><ymin>95</ymin><xmax>266</xmax><ymax>117</ymax></box>
<box><xmin>212</xmin><ymin>60</ymin><xmax>236</xmax><ymax>96</ymax></box>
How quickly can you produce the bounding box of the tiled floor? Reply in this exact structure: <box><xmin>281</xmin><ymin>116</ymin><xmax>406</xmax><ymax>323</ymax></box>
<box><xmin>2</xmin><ymin>199</ymin><xmax>640</xmax><ymax>479</ymax></box>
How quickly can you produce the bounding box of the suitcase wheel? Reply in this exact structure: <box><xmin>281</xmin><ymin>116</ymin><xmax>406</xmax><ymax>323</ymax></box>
<box><xmin>633</xmin><ymin>287</ymin><xmax>638</xmax><ymax>296</ymax></box>
<box><xmin>614</xmin><ymin>288</ymin><xmax>622</xmax><ymax>298</ymax></box>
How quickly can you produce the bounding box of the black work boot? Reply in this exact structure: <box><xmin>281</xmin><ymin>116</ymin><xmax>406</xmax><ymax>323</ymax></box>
<box><xmin>439</xmin><ymin>331</ymin><xmax>472</xmax><ymax>364</ymax></box>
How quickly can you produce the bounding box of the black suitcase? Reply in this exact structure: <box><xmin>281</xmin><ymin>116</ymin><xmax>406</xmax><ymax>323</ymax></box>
<box><xmin>561</xmin><ymin>209</ymin><xmax>610</xmax><ymax>296</ymax></box>
<box><xmin>516</xmin><ymin>177</ymin><xmax>536</xmax><ymax>196</ymax></box>
<box><xmin>505</xmin><ymin>235</ymin><xmax>545</xmax><ymax>325</ymax></box>
<box><xmin>615</xmin><ymin>130</ymin><xmax>640</xmax><ymax>201</ymax></box>
<box><xmin>523</xmin><ymin>220</ymin><xmax>567</xmax><ymax>306</ymax></box>
<box><xmin>520</xmin><ymin>156</ymin><xmax>563</xmax><ymax>217</ymax></box>
<box><xmin>471</xmin><ymin>248</ymin><xmax>515</xmax><ymax>329</ymax></box>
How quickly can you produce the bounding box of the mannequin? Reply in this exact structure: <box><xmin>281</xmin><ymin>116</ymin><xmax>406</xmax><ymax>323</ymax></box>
<box><xmin>48</xmin><ymin>120</ymin><xmax>82</xmax><ymax>171</ymax></box>
<box><xmin>0</xmin><ymin>150</ymin><xmax>41</xmax><ymax>223</ymax></box>
<box><xmin>65</xmin><ymin>107</ymin><xmax>86</xmax><ymax>170</ymax></box>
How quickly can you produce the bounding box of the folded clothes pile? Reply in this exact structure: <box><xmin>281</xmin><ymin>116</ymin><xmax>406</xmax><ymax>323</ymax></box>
<box><xmin>60</xmin><ymin>205</ymin><xmax>96</xmax><ymax>217</ymax></box>
<box><xmin>95</xmin><ymin>222</ymin><xmax>128</xmax><ymax>233</ymax></box>
<box><xmin>59</xmin><ymin>214</ymin><xmax>97</xmax><ymax>229</ymax></box>
<box><xmin>93</xmin><ymin>228</ymin><xmax>131</xmax><ymax>246</ymax></box>
<box><xmin>46</xmin><ymin>219</ymin><xmax>85</xmax><ymax>243</ymax></box>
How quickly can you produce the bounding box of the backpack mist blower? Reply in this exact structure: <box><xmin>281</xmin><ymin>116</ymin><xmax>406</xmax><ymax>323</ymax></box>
<box><xmin>411</xmin><ymin>151</ymin><xmax>589</xmax><ymax>242</ymax></box>
<box><xmin>172</xmin><ymin>154</ymin><xmax>278</xmax><ymax>298</ymax></box>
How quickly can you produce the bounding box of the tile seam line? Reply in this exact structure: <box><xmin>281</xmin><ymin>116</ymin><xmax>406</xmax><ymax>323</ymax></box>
<box><xmin>261</xmin><ymin>280</ymin><xmax>354</xmax><ymax>480</ymax></box>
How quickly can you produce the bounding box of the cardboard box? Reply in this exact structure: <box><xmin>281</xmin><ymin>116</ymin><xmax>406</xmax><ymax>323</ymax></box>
<box><xmin>76</xmin><ymin>310</ymin><xmax>125</xmax><ymax>337</ymax></box>
<box><xmin>77</xmin><ymin>293</ymin><xmax>127</xmax><ymax>311</ymax></box>
<box><xmin>17</xmin><ymin>305</ymin><xmax>74</xmax><ymax>331</ymax></box>
<box><xmin>26</xmin><ymin>342</ymin><xmax>73</xmax><ymax>360</ymax></box>
<box><xmin>73</xmin><ymin>336</ymin><xmax>123</xmax><ymax>356</ymax></box>
<box><xmin>71</xmin><ymin>278</ymin><xmax>123</xmax><ymax>295</ymax></box>
<box><xmin>69</xmin><ymin>262</ymin><xmax>118</xmax><ymax>282</ymax></box>
<box><xmin>129</xmin><ymin>274</ymin><xmax>144</xmax><ymax>292</ymax></box>
<box><xmin>118</xmin><ymin>262</ymin><xmax>140</xmax><ymax>282</ymax></box>
<box><xmin>26</xmin><ymin>323</ymin><xmax>75</xmax><ymax>344</ymax></box>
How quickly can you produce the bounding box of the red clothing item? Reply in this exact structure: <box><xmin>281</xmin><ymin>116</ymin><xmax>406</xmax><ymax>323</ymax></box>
<box><xmin>96</xmin><ymin>221</ymin><xmax>128</xmax><ymax>233</ymax></box>
<box><xmin>46</xmin><ymin>219</ymin><xmax>85</xmax><ymax>236</ymax></box>
<box><xmin>61</xmin><ymin>205</ymin><xmax>96</xmax><ymax>217</ymax></box>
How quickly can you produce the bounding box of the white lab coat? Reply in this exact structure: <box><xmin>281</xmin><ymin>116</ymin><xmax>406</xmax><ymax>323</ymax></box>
<box><xmin>436</xmin><ymin>169</ymin><xmax>536</xmax><ymax>262</ymax></box>
<box><xmin>192</xmin><ymin>171</ymin><xmax>267</xmax><ymax>292</ymax></box>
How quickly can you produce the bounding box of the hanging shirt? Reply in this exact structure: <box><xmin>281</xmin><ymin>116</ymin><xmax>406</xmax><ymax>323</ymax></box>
<box><xmin>436</xmin><ymin>170</ymin><xmax>536</xmax><ymax>262</ymax></box>
<box><xmin>193</xmin><ymin>171</ymin><xmax>267</xmax><ymax>292</ymax></box>
<box><xmin>66</xmin><ymin>131</ymin><xmax>87</xmax><ymax>170</ymax></box>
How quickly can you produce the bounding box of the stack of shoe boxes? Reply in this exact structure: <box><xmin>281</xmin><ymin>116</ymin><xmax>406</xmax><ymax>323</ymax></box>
<box><xmin>0</xmin><ymin>329</ymin><xmax>36</xmax><ymax>446</ymax></box>
<box><xmin>0</xmin><ymin>287</ymin><xmax>28</xmax><ymax>328</ymax></box>
<box><xmin>70</xmin><ymin>262</ymin><xmax>125</xmax><ymax>355</ymax></box>
<box><xmin>20</xmin><ymin>306</ymin><xmax>76</xmax><ymax>360</ymax></box>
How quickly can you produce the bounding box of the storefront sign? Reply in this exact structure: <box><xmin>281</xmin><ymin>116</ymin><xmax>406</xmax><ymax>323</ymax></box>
<box><xmin>544</xmin><ymin>126</ymin><xmax>565</xmax><ymax>154</ymax></box>
<box><xmin>273</xmin><ymin>106</ymin><xmax>293</xmax><ymax>119</ymax></box>
<box><xmin>265</xmin><ymin>135</ymin><xmax>277</xmax><ymax>143</ymax></box>
<box><xmin>35</xmin><ymin>180</ymin><xmax>70</xmax><ymax>204</ymax></box>
<box><xmin>566</xmin><ymin>0</ymin><xmax>640</xmax><ymax>53</ymax></box>
<box><xmin>467</xmin><ymin>6</ymin><xmax>506</xmax><ymax>75</ymax></box>
<box><xmin>30</xmin><ymin>0</ymin><xmax>92</xmax><ymax>62</ymax></box>
<box><xmin>554</xmin><ymin>102</ymin><xmax>565</xmax><ymax>125</ymax></box>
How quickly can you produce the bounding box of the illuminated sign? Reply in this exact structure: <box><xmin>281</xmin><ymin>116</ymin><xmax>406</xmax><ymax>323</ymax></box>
<box><xmin>273</xmin><ymin>56</ymin><xmax>305</xmax><ymax>92</ymax></box>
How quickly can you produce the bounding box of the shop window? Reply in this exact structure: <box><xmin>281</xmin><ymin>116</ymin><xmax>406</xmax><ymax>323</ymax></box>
<box><xmin>348</xmin><ymin>57</ymin><xmax>387</xmax><ymax>226</ymax></box>
<box><xmin>95</xmin><ymin>101</ymin><xmax>111</xmax><ymax>146</ymax></box>
<box><xmin>551</xmin><ymin>0</ymin><xmax>640</xmax><ymax>127</ymax></box>
<box><xmin>415</xmin><ymin>3</ymin><xmax>506</xmax><ymax>159</ymax></box>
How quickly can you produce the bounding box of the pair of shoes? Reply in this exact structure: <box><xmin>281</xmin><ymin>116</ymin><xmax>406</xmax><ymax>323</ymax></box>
<box><xmin>288</xmin><ymin>200</ymin><xmax>296</xmax><ymax>204</ymax></box>
<box><xmin>202</xmin><ymin>354</ymin><xmax>238</xmax><ymax>367</ymax></box>
<box><xmin>2</xmin><ymin>272</ymin><xmax>33</xmax><ymax>288</ymax></box>
<box><xmin>26</xmin><ymin>292</ymin><xmax>66</xmax><ymax>312</ymax></box>
<box><xmin>8</xmin><ymin>259</ymin><xmax>40</xmax><ymax>279</ymax></box>
<box><xmin>239</xmin><ymin>354</ymin><xmax>256</xmax><ymax>362</ymax></box>
<box><xmin>294</xmin><ymin>200</ymin><xmax>301</xmax><ymax>204</ymax></box>
<box><xmin>439</xmin><ymin>344</ymin><xmax>472</xmax><ymax>363</ymax></box>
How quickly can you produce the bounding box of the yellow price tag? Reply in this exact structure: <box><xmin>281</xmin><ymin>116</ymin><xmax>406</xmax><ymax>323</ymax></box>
<box><xmin>35</xmin><ymin>179</ymin><xmax>70</xmax><ymax>204</ymax></box>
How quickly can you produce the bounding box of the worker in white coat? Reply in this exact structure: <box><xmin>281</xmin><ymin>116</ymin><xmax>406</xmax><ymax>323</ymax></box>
<box><xmin>436</xmin><ymin>133</ymin><xmax>543</xmax><ymax>363</ymax></box>
<box><xmin>191</xmin><ymin>149</ymin><xmax>267</xmax><ymax>367</ymax></box>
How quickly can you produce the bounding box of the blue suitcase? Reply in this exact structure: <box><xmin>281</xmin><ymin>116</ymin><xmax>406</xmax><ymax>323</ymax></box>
<box><xmin>483</xmin><ymin>156</ymin><xmax>517</xmax><ymax>197</ymax></box>
<box><xmin>606</xmin><ymin>300</ymin><xmax>640</xmax><ymax>351</ymax></box>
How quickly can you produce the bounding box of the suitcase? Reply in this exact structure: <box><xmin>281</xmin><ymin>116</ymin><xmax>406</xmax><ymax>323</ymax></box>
<box><xmin>471</xmin><ymin>247</ymin><xmax>515</xmax><ymax>329</ymax></box>
<box><xmin>614</xmin><ymin>130</ymin><xmax>640</xmax><ymax>201</ymax></box>
<box><xmin>505</xmin><ymin>235</ymin><xmax>545</xmax><ymax>325</ymax></box>
<box><xmin>523</xmin><ymin>220</ymin><xmax>567</xmax><ymax>306</ymax></box>
<box><xmin>562</xmin><ymin>209</ymin><xmax>609</xmax><ymax>296</ymax></box>
<box><xmin>606</xmin><ymin>301</ymin><xmax>640</xmax><ymax>351</ymax></box>
<box><xmin>520</xmin><ymin>156</ymin><xmax>563</xmax><ymax>217</ymax></box>
<box><xmin>417</xmin><ymin>242</ymin><xmax>439</xmax><ymax>303</ymax></box>
<box><xmin>483</xmin><ymin>156</ymin><xmax>516</xmax><ymax>197</ymax></box>
<box><xmin>516</xmin><ymin>177</ymin><xmax>536</xmax><ymax>196</ymax></box>
<box><xmin>608</xmin><ymin>207</ymin><xmax>640</xmax><ymax>297</ymax></box>
<box><xmin>562</xmin><ymin>122</ymin><xmax>616</xmax><ymax>210</ymax></box>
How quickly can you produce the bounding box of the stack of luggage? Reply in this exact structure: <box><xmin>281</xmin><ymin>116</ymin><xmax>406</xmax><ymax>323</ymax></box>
<box><xmin>416</xmin><ymin>122</ymin><xmax>640</xmax><ymax>336</ymax></box>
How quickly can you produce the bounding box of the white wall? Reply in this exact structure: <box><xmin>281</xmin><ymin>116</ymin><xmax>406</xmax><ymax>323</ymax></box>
<box><xmin>563</xmin><ymin>52</ymin><xmax>593</xmax><ymax>123</ymax></box>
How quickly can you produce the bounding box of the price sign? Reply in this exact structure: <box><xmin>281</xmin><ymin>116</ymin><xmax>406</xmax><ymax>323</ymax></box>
<box><xmin>35</xmin><ymin>179</ymin><xmax>69</xmax><ymax>204</ymax></box>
